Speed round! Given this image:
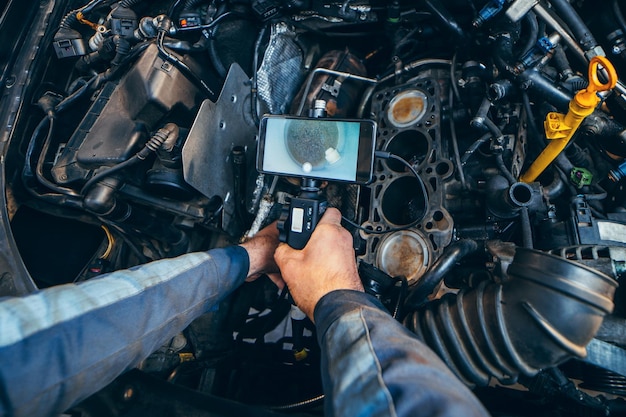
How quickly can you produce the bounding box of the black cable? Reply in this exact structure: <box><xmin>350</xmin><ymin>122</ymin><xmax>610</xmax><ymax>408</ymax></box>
<box><xmin>269</xmin><ymin>394</ymin><xmax>325</xmax><ymax>411</ymax></box>
<box><xmin>56</xmin><ymin>74</ymin><xmax>99</xmax><ymax>113</ymax></box>
<box><xmin>391</xmin><ymin>275</ymin><xmax>408</xmax><ymax>319</ymax></box>
<box><xmin>156</xmin><ymin>30</ymin><xmax>214</xmax><ymax>97</ymax></box>
<box><xmin>119</xmin><ymin>0</ymin><xmax>143</xmax><ymax>8</ymax></box>
<box><xmin>168</xmin><ymin>0</ymin><xmax>185</xmax><ymax>18</ymax></box>
<box><xmin>173</xmin><ymin>11</ymin><xmax>239</xmax><ymax>33</ymax></box>
<box><xmin>56</xmin><ymin>42</ymin><xmax>151</xmax><ymax>113</ymax></box>
<box><xmin>450</xmin><ymin>51</ymin><xmax>462</xmax><ymax>103</ymax></box>
<box><xmin>204</xmin><ymin>6</ymin><xmax>244</xmax><ymax>79</ymax></box>
<box><xmin>460</xmin><ymin>132</ymin><xmax>491</xmax><ymax>165</ymax></box>
<box><xmin>35</xmin><ymin>117</ymin><xmax>81</xmax><ymax>197</ymax></box>
<box><xmin>23</xmin><ymin>116</ymin><xmax>52</xmax><ymax>183</ymax></box>
<box><xmin>102</xmin><ymin>220</ymin><xmax>151</xmax><ymax>263</ymax></box>
<box><xmin>495</xmin><ymin>153</ymin><xmax>516</xmax><ymax>185</ymax></box>
<box><xmin>59</xmin><ymin>0</ymin><xmax>106</xmax><ymax>29</ymax></box>
<box><xmin>82</xmin><ymin>124</ymin><xmax>177</xmax><ymax>195</ymax></box>
<box><xmin>403</xmin><ymin>239</ymin><xmax>478</xmax><ymax>312</ymax></box>
<box><xmin>614</xmin><ymin>0</ymin><xmax>626</xmax><ymax>37</ymax></box>
<box><xmin>251</xmin><ymin>25</ymin><xmax>268</xmax><ymax>126</ymax></box>
<box><xmin>206</xmin><ymin>30</ymin><xmax>227</xmax><ymax>78</ymax></box>
<box><xmin>448</xmin><ymin>86</ymin><xmax>467</xmax><ymax>189</ymax></box>
<box><xmin>342</xmin><ymin>152</ymin><xmax>428</xmax><ymax>235</ymax></box>
<box><xmin>584</xmin><ymin>184</ymin><xmax>608</xmax><ymax>201</ymax></box>
<box><xmin>483</xmin><ymin>116</ymin><xmax>504</xmax><ymax>142</ymax></box>
<box><xmin>423</xmin><ymin>0</ymin><xmax>466</xmax><ymax>42</ymax></box>
<box><xmin>81</xmin><ymin>155</ymin><xmax>141</xmax><ymax>195</ymax></box>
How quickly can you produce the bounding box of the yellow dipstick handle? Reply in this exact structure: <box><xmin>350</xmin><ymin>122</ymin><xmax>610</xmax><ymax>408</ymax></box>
<box><xmin>520</xmin><ymin>56</ymin><xmax>618</xmax><ymax>183</ymax></box>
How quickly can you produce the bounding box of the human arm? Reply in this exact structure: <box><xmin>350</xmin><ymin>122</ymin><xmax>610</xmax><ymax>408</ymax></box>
<box><xmin>0</xmin><ymin>225</ymin><xmax>279</xmax><ymax>417</ymax></box>
<box><xmin>274</xmin><ymin>208</ymin><xmax>489</xmax><ymax>417</ymax></box>
<box><xmin>314</xmin><ymin>291</ymin><xmax>489</xmax><ymax>417</ymax></box>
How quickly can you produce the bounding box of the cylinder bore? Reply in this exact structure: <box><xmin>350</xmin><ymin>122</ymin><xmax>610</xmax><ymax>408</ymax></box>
<box><xmin>381</xmin><ymin>176</ymin><xmax>428</xmax><ymax>226</ymax></box>
<box><xmin>376</xmin><ymin>230</ymin><xmax>431</xmax><ymax>284</ymax></box>
<box><xmin>385</xmin><ymin>129</ymin><xmax>430</xmax><ymax>172</ymax></box>
<box><xmin>387</xmin><ymin>89</ymin><xmax>429</xmax><ymax>128</ymax></box>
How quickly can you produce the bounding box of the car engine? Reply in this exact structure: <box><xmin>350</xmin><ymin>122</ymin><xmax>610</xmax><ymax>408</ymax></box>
<box><xmin>3</xmin><ymin>0</ymin><xmax>626</xmax><ymax>415</ymax></box>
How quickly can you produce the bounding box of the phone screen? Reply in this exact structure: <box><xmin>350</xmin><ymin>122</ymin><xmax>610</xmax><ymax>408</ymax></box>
<box><xmin>257</xmin><ymin>116</ymin><xmax>376</xmax><ymax>184</ymax></box>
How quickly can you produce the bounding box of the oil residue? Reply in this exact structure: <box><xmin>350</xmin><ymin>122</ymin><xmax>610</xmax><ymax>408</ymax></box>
<box><xmin>392</xmin><ymin>96</ymin><xmax>425</xmax><ymax>124</ymax></box>
<box><xmin>388</xmin><ymin>90</ymin><xmax>428</xmax><ymax>127</ymax></box>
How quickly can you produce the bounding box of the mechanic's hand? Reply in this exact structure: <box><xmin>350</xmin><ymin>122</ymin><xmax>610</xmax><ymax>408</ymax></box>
<box><xmin>274</xmin><ymin>208</ymin><xmax>364</xmax><ymax>321</ymax></box>
<box><xmin>239</xmin><ymin>221</ymin><xmax>281</xmax><ymax>282</ymax></box>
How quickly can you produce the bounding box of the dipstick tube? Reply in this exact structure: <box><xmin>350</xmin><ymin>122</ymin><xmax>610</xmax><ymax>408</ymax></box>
<box><xmin>520</xmin><ymin>56</ymin><xmax>617</xmax><ymax>183</ymax></box>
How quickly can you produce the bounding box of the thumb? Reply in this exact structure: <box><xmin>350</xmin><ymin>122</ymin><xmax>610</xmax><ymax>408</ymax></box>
<box><xmin>318</xmin><ymin>207</ymin><xmax>342</xmax><ymax>226</ymax></box>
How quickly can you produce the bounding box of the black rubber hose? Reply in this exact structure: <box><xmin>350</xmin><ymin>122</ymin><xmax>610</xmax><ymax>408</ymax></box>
<box><xmin>23</xmin><ymin>116</ymin><xmax>52</xmax><ymax>186</ymax></box>
<box><xmin>59</xmin><ymin>0</ymin><xmax>109</xmax><ymax>29</ymax></box>
<box><xmin>403</xmin><ymin>239</ymin><xmax>478</xmax><ymax>311</ymax></box>
<box><xmin>207</xmin><ymin>30</ymin><xmax>227</xmax><ymax>79</ymax></box>
<box><xmin>21</xmin><ymin>116</ymin><xmax>84</xmax><ymax>207</ymax></box>
<box><xmin>183</xmin><ymin>0</ymin><xmax>204</xmax><ymax>11</ymax></box>
<box><xmin>519</xmin><ymin>207</ymin><xmax>533</xmax><ymax>248</ymax></box>
<box><xmin>461</xmin><ymin>132</ymin><xmax>491</xmax><ymax>165</ymax></box>
<box><xmin>552</xmin><ymin>44</ymin><xmax>573</xmax><ymax>76</ymax></box>
<box><xmin>119</xmin><ymin>0</ymin><xmax>143</xmax><ymax>8</ymax></box>
<box><xmin>614</xmin><ymin>0</ymin><xmax>626</xmax><ymax>36</ymax></box>
<box><xmin>518</xmin><ymin>11</ymin><xmax>539</xmax><ymax>59</ymax></box>
<box><xmin>59</xmin><ymin>9</ymin><xmax>80</xmax><ymax>29</ymax></box>
<box><xmin>495</xmin><ymin>153</ymin><xmax>516</xmax><ymax>185</ymax></box>
<box><xmin>35</xmin><ymin>117</ymin><xmax>81</xmax><ymax>197</ymax></box>
<box><xmin>423</xmin><ymin>0</ymin><xmax>466</xmax><ymax>42</ymax></box>
<box><xmin>81</xmin><ymin>124</ymin><xmax>178</xmax><ymax>194</ymax></box>
<box><xmin>492</xmin><ymin>157</ymin><xmax>534</xmax><ymax>249</ymax></box>
<box><xmin>492</xmin><ymin>33</ymin><xmax>516</xmax><ymax>75</ymax></box>
<box><xmin>111</xmin><ymin>36</ymin><xmax>131</xmax><ymax>66</ymax></box>
<box><xmin>517</xmin><ymin>69</ymin><xmax>572</xmax><ymax>112</ymax></box>
<box><xmin>549</xmin><ymin>0</ymin><xmax>598</xmax><ymax>52</ymax></box>
<box><xmin>156</xmin><ymin>31</ymin><xmax>215</xmax><ymax>97</ymax></box>
<box><xmin>81</xmin><ymin>155</ymin><xmax>141</xmax><ymax>196</ymax></box>
<box><xmin>404</xmin><ymin>248</ymin><xmax>617</xmax><ymax>387</ymax></box>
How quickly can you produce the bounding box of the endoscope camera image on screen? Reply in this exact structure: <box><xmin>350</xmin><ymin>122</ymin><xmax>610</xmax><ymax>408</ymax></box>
<box><xmin>258</xmin><ymin>116</ymin><xmax>375</xmax><ymax>183</ymax></box>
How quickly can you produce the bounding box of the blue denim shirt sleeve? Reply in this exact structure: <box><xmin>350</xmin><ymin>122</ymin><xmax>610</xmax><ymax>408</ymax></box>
<box><xmin>314</xmin><ymin>290</ymin><xmax>490</xmax><ymax>417</ymax></box>
<box><xmin>0</xmin><ymin>246</ymin><xmax>249</xmax><ymax>417</ymax></box>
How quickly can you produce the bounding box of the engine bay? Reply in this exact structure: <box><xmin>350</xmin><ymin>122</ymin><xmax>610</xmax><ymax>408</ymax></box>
<box><xmin>4</xmin><ymin>0</ymin><xmax>626</xmax><ymax>415</ymax></box>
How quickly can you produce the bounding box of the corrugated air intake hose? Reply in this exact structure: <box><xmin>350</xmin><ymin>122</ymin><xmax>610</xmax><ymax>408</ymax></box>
<box><xmin>404</xmin><ymin>248</ymin><xmax>617</xmax><ymax>387</ymax></box>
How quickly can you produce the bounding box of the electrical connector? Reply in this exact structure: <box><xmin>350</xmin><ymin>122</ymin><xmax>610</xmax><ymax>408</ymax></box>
<box><xmin>570</xmin><ymin>167</ymin><xmax>593</xmax><ymax>188</ymax></box>
<box><xmin>53</xmin><ymin>28</ymin><xmax>87</xmax><ymax>59</ymax></box>
<box><xmin>609</xmin><ymin>161</ymin><xmax>626</xmax><ymax>182</ymax></box>
<box><xmin>473</xmin><ymin>0</ymin><xmax>506</xmax><ymax>28</ymax></box>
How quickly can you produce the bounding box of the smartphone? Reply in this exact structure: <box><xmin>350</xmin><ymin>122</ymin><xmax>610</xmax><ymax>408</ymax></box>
<box><xmin>257</xmin><ymin>115</ymin><xmax>376</xmax><ymax>184</ymax></box>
